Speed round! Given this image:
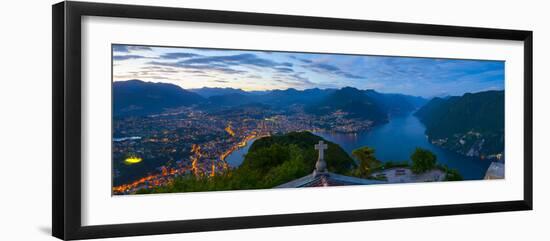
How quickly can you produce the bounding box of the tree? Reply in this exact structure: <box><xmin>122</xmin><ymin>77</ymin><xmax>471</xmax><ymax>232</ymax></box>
<box><xmin>351</xmin><ymin>146</ymin><xmax>381</xmax><ymax>177</ymax></box>
<box><xmin>444</xmin><ymin>168</ymin><xmax>463</xmax><ymax>181</ymax></box>
<box><xmin>410</xmin><ymin>148</ymin><xmax>436</xmax><ymax>174</ymax></box>
<box><xmin>140</xmin><ymin>132</ymin><xmax>357</xmax><ymax>194</ymax></box>
<box><xmin>241</xmin><ymin>143</ymin><xmax>290</xmax><ymax>172</ymax></box>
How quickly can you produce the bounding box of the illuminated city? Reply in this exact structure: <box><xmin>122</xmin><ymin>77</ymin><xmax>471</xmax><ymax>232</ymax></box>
<box><xmin>112</xmin><ymin>44</ymin><xmax>505</xmax><ymax>195</ymax></box>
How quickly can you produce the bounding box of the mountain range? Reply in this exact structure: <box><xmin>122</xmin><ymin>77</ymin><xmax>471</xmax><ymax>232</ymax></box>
<box><xmin>113</xmin><ymin>80</ymin><xmax>427</xmax><ymax>119</ymax></box>
<box><xmin>364</xmin><ymin>89</ymin><xmax>427</xmax><ymax>115</ymax></box>
<box><xmin>415</xmin><ymin>90</ymin><xmax>504</xmax><ymax>158</ymax></box>
<box><xmin>114</xmin><ymin>79</ymin><xmax>505</xmax><ymax>160</ymax></box>
<box><xmin>187</xmin><ymin>87</ymin><xmax>251</xmax><ymax>98</ymax></box>
<box><xmin>113</xmin><ymin>79</ymin><xmax>205</xmax><ymax>117</ymax></box>
<box><xmin>304</xmin><ymin>87</ymin><xmax>388</xmax><ymax>123</ymax></box>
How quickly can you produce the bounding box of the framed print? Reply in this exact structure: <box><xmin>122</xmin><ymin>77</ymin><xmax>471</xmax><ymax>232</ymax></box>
<box><xmin>52</xmin><ymin>1</ymin><xmax>533</xmax><ymax>240</ymax></box>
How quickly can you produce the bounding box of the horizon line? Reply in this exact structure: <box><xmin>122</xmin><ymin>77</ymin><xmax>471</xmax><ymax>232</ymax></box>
<box><xmin>114</xmin><ymin>79</ymin><xmax>504</xmax><ymax>98</ymax></box>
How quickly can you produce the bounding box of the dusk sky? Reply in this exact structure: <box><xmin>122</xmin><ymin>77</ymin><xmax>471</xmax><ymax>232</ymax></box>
<box><xmin>112</xmin><ymin>44</ymin><xmax>504</xmax><ymax>97</ymax></box>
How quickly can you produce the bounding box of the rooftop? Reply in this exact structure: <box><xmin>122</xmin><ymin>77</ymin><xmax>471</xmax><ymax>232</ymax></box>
<box><xmin>276</xmin><ymin>172</ymin><xmax>386</xmax><ymax>188</ymax></box>
<box><xmin>275</xmin><ymin>140</ymin><xmax>387</xmax><ymax>188</ymax></box>
<box><xmin>484</xmin><ymin>162</ymin><xmax>505</xmax><ymax>179</ymax></box>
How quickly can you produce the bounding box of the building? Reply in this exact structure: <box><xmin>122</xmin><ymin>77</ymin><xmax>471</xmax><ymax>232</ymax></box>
<box><xmin>484</xmin><ymin>162</ymin><xmax>505</xmax><ymax>179</ymax></box>
<box><xmin>275</xmin><ymin>140</ymin><xmax>386</xmax><ymax>188</ymax></box>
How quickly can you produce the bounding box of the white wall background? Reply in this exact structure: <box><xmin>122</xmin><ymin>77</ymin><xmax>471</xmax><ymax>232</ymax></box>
<box><xmin>0</xmin><ymin>0</ymin><xmax>547</xmax><ymax>240</ymax></box>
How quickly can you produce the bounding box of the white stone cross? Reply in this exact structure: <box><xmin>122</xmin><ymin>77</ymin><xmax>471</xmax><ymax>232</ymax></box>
<box><xmin>315</xmin><ymin>141</ymin><xmax>328</xmax><ymax>160</ymax></box>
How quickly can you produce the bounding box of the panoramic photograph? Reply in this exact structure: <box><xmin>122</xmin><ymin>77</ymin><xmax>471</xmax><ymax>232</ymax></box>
<box><xmin>111</xmin><ymin>44</ymin><xmax>505</xmax><ymax>195</ymax></box>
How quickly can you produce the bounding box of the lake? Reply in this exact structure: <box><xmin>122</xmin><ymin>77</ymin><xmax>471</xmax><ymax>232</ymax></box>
<box><xmin>225</xmin><ymin>137</ymin><xmax>259</xmax><ymax>168</ymax></box>
<box><xmin>225</xmin><ymin>113</ymin><xmax>493</xmax><ymax>180</ymax></box>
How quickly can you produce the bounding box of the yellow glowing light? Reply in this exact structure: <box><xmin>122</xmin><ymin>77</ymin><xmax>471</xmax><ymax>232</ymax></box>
<box><xmin>124</xmin><ymin>156</ymin><xmax>142</xmax><ymax>165</ymax></box>
<box><xmin>225</xmin><ymin>124</ymin><xmax>235</xmax><ymax>137</ymax></box>
<box><xmin>210</xmin><ymin>163</ymin><xmax>216</xmax><ymax>177</ymax></box>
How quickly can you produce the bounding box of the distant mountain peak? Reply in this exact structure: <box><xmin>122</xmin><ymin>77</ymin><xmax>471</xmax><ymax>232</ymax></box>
<box><xmin>340</xmin><ymin>86</ymin><xmax>360</xmax><ymax>91</ymax></box>
<box><xmin>125</xmin><ymin>79</ymin><xmax>143</xmax><ymax>83</ymax></box>
<box><xmin>193</xmin><ymin>86</ymin><xmax>241</xmax><ymax>90</ymax></box>
<box><xmin>188</xmin><ymin>86</ymin><xmax>249</xmax><ymax>98</ymax></box>
<box><xmin>305</xmin><ymin>87</ymin><xmax>388</xmax><ymax>123</ymax></box>
<box><xmin>114</xmin><ymin>80</ymin><xmax>204</xmax><ymax>117</ymax></box>
<box><xmin>414</xmin><ymin>90</ymin><xmax>504</xmax><ymax>157</ymax></box>
<box><xmin>114</xmin><ymin>82</ymin><xmax>429</xmax><ymax>118</ymax></box>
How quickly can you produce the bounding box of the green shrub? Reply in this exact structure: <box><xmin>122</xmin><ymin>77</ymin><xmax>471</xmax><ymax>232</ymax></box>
<box><xmin>410</xmin><ymin>148</ymin><xmax>436</xmax><ymax>174</ymax></box>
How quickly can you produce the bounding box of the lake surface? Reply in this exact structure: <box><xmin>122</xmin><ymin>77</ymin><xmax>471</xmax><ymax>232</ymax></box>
<box><xmin>225</xmin><ymin>137</ymin><xmax>258</xmax><ymax>167</ymax></box>
<box><xmin>226</xmin><ymin>113</ymin><xmax>493</xmax><ymax>180</ymax></box>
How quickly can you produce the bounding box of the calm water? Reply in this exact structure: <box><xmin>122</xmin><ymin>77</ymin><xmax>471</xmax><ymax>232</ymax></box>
<box><xmin>226</xmin><ymin>114</ymin><xmax>493</xmax><ymax>180</ymax></box>
<box><xmin>315</xmin><ymin>114</ymin><xmax>493</xmax><ymax>180</ymax></box>
<box><xmin>226</xmin><ymin>137</ymin><xmax>258</xmax><ymax>167</ymax></box>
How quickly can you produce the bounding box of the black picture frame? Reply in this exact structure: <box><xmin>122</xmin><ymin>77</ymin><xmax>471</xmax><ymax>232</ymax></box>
<box><xmin>52</xmin><ymin>1</ymin><xmax>533</xmax><ymax>240</ymax></box>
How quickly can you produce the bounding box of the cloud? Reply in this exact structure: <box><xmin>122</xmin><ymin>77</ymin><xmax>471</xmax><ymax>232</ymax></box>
<box><xmin>112</xmin><ymin>45</ymin><xmax>153</xmax><ymax>53</ymax></box>
<box><xmin>246</xmin><ymin>74</ymin><xmax>263</xmax><ymax>79</ymax></box>
<box><xmin>142</xmin><ymin>52</ymin><xmax>317</xmax><ymax>89</ymax></box>
<box><xmin>275</xmin><ymin>67</ymin><xmax>294</xmax><ymax>73</ymax></box>
<box><xmin>289</xmin><ymin>73</ymin><xmax>313</xmax><ymax>84</ymax></box>
<box><xmin>147</xmin><ymin>61</ymin><xmax>247</xmax><ymax>75</ymax></box>
<box><xmin>160</xmin><ymin>52</ymin><xmax>201</xmax><ymax>59</ymax></box>
<box><xmin>341</xmin><ymin>72</ymin><xmax>365</xmax><ymax>79</ymax></box>
<box><xmin>129</xmin><ymin>46</ymin><xmax>152</xmax><ymax>51</ymax></box>
<box><xmin>112</xmin><ymin>45</ymin><xmax>503</xmax><ymax>96</ymax></box>
<box><xmin>147</xmin><ymin>53</ymin><xmax>295</xmax><ymax>76</ymax></box>
<box><xmin>180</xmin><ymin>53</ymin><xmax>293</xmax><ymax>69</ymax></box>
<box><xmin>113</xmin><ymin>45</ymin><xmax>129</xmax><ymax>53</ymax></box>
<box><xmin>454</xmin><ymin>69</ymin><xmax>504</xmax><ymax>83</ymax></box>
<box><xmin>113</xmin><ymin>55</ymin><xmax>149</xmax><ymax>61</ymax></box>
<box><xmin>212</xmin><ymin>79</ymin><xmax>229</xmax><ymax>83</ymax></box>
<box><xmin>270</xmin><ymin>72</ymin><xmax>318</xmax><ymax>89</ymax></box>
<box><xmin>289</xmin><ymin>55</ymin><xmax>313</xmax><ymax>63</ymax></box>
<box><xmin>304</xmin><ymin>63</ymin><xmax>364</xmax><ymax>79</ymax></box>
